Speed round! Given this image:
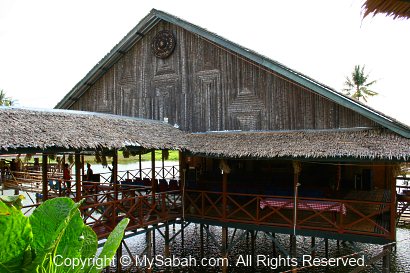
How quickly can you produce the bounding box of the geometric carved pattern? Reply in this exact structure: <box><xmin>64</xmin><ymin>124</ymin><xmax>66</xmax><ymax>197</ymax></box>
<box><xmin>228</xmin><ymin>88</ymin><xmax>265</xmax><ymax>130</ymax></box>
<box><xmin>195</xmin><ymin>70</ymin><xmax>221</xmax><ymax>131</ymax></box>
<box><xmin>151</xmin><ymin>78</ymin><xmax>178</xmax><ymax>122</ymax></box>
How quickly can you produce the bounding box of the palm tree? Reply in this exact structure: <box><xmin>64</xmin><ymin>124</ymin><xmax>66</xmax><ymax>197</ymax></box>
<box><xmin>343</xmin><ymin>65</ymin><xmax>378</xmax><ymax>102</ymax></box>
<box><xmin>0</xmin><ymin>89</ymin><xmax>14</xmax><ymax>106</ymax></box>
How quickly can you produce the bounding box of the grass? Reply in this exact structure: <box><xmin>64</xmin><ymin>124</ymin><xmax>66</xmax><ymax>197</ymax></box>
<box><xmin>0</xmin><ymin>150</ymin><xmax>179</xmax><ymax>166</ymax></box>
<box><xmin>84</xmin><ymin>150</ymin><xmax>179</xmax><ymax>165</ymax></box>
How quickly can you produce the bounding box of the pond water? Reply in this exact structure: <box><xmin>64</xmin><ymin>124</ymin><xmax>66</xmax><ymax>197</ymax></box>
<box><xmin>107</xmin><ymin>224</ymin><xmax>410</xmax><ymax>273</ymax></box>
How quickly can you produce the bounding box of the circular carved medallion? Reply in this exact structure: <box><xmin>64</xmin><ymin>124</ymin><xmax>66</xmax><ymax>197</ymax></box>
<box><xmin>151</xmin><ymin>30</ymin><xmax>176</xmax><ymax>59</ymax></box>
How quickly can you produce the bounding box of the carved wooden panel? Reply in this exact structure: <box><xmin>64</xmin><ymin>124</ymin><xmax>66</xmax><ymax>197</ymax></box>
<box><xmin>228</xmin><ymin>88</ymin><xmax>265</xmax><ymax>130</ymax></box>
<box><xmin>194</xmin><ymin>70</ymin><xmax>221</xmax><ymax>131</ymax></box>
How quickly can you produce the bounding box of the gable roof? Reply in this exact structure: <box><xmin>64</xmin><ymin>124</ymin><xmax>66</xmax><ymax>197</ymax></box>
<box><xmin>55</xmin><ymin>9</ymin><xmax>410</xmax><ymax>138</ymax></box>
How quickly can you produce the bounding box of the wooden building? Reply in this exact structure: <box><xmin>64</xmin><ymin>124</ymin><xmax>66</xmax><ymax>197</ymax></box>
<box><xmin>54</xmin><ymin>9</ymin><xmax>410</xmax><ymax>247</ymax></box>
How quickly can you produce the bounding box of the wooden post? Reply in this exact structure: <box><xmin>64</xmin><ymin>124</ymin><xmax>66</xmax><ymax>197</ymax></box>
<box><xmin>139</xmin><ymin>153</ymin><xmax>142</xmax><ymax>179</ymax></box>
<box><xmin>181</xmin><ymin>221</ymin><xmax>185</xmax><ymax>256</ymax></box>
<box><xmin>290</xmin><ymin>234</ymin><xmax>296</xmax><ymax>258</ymax></box>
<box><xmin>222</xmin><ymin>227</ymin><xmax>228</xmax><ymax>273</ymax></box>
<box><xmin>151</xmin><ymin>150</ymin><xmax>156</xmax><ymax>203</ymax></box>
<box><xmin>152</xmin><ymin>226</ymin><xmax>156</xmax><ymax>255</ymax></box>
<box><xmin>162</xmin><ymin>150</ymin><xmax>165</xmax><ymax>179</ymax></box>
<box><xmin>325</xmin><ymin>238</ymin><xmax>329</xmax><ymax>259</ymax></box>
<box><xmin>311</xmin><ymin>237</ymin><xmax>316</xmax><ymax>257</ymax></box>
<box><xmin>200</xmin><ymin>223</ymin><xmax>204</xmax><ymax>258</ymax></box>
<box><xmin>165</xmin><ymin>222</ymin><xmax>170</xmax><ymax>257</ymax></box>
<box><xmin>75</xmin><ymin>153</ymin><xmax>81</xmax><ymax>202</ymax></box>
<box><xmin>113</xmin><ymin>150</ymin><xmax>118</xmax><ymax>199</ymax></box>
<box><xmin>116</xmin><ymin>241</ymin><xmax>122</xmax><ymax>273</ymax></box>
<box><xmin>382</xmin><ymin>245</ymin><xmax>391</xmax><ymax>273</ymax></box>
<box><xmin>146</xmin><ymin>229</ymin><xmax>152</xmax><ymax>273</ymax></box>
<box><xmin>272</xmin><ymin>232</ymin><xmax>277</xmax><ymax>256</ymax></box>
<box><xmin>81</xmin><ymin>155</ymin><xmax>85</xmax><ymax>178</ymax></box>
<box><xmin>222</xmin><ymin>172</ymin><xmax>228</xmax><ymax>220</ymax></box>
<box><xmin>42</xmin><ymin>154</ymin><xmax>48</xmax><ymax>202</ymax></box>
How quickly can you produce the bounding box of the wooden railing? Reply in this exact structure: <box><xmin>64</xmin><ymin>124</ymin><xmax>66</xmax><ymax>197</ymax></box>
<box><xmin>98</xmin><ymin>166</ymin><xmax>179</xmax><ymax>184</ymax></box>
<box><xmin>185</xmin><ymin>190</ymin><xmax>394</xmax><ymax>240</ymax></box>
<box><xmin>21</xmin><ymin>181</ymin><xmax>183</xmax><ymax>238</ymax></box>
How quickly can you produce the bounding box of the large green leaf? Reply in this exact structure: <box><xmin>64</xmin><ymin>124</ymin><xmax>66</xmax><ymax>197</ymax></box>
<box><xmin>55</xmin><ymin>210</ymin><xmax>85</xmax><ymax>273</ymax></box>
<box><xmin>29</xmin><ymin>198</ymin><xmax>82</xmax><ymax>272</ymax></box>
<box><xmin>78</xmin><ymin>225</ymin><xmax>98</xmax><ymax>272</ymax></box>
<box><xmin>88</xmin><ymin>218</ymin><xmax>129</xmax><ymax>273</ymax></box>
<box><xmin>0</xmin><ymin>200</ymin><xmax>32</xmax><ymax>273</ymax></box>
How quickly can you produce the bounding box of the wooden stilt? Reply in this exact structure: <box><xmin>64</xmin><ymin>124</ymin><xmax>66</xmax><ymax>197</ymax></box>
<box><xmin>222</xmin><ymin>226</ymin><xmax>228</xmax><ymax>273</ymax></box>
<box><xmin>181</xmin><ymin>221</ymin><xmax>185</xmax><ymax>256</ymax></box>
<box><xmin>382</xmin><ymin>245</ymin><xmax>391</xmax><ymax>273</ymax></box>
<box><xmin>165</xmin><ymin>222</ymin><xmax>170</xmax><ymax>257</ymax></box>
<box><xmin>200</xmin><ymin>223</ymin><xmax>204</xmax><ymax>258</ymax></box>
<box><xmin>152</xmin><ymin>225</ymin><xmax>156</xmax><ymax>256</ymax></box>
<box><xmin>290</xmin><ymin>234</ymin><xmax>296</xmax><ymax>258</ymax></box>
<box><xmin>115</xmin><ymin>241</ymin><xmax>122</xmax><ymax>273</ymax></box>
<box><xmin>311</xmin><ymin>237</ymin><xmax>316</xmax><ymax>257</ymax></box>
<box><xmin>325</xmin><ymin>238</ymin><xmax>329</xmax><ymax>259</ymax></box>
<box><xmin>272</xmin><ymin>232</ymin><xmax>277</xmax><ymax>256</ymax></box>
<box><xmin>42</xmin><ymin>154</ymin><xmax>48</xmax><ymax>201</ymax></box>
<box><xmin>146</xmin><ymin>229</ymin><xmax>152</xmax><ymax>273</ymax></box>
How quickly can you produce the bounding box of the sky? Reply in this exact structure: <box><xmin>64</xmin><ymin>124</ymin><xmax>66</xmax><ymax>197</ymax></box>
<box><xmin>0</xmin><ymin>0</ymin><xmax>409</xmax><ymax>125</ymax></box>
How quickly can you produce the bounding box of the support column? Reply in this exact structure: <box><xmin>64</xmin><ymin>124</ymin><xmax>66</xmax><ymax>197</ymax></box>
<box><xmin>115</xmin><ymin>241</ymin><xmax>122</xmax><ymax>273</ymax></box>
<box><xmin>222</xmin><ymin>227</ymin><xmax>228</xmax><ymax>273</ymax></box>
<box><xmin>200</xmin><ymin>223</ymin><xmax>204</xmax><ymax>258</ymax></box>
<box><xmin>113</xmin><ymin>150</ymin><xmax>118</xmax><ymax>200</ymax></box>
<box><xmin>311</xmin><ymin>237</ymin><xmax>316</xmax><ymax>258</ymax></box>
<box><xmin>325</xmin><ymin>238</ymin><xmax>329</xmax><ymax>259</ymax></box>
<box><xmin>146</xmin><ymin>229</ymin><xmax>152</xmax><ymax>273</ymax></box>
<box><xmin>81</xmin><ymin>155</ymin><xmax>85</xmax><ymax>178</ymax></box>
<box><xmin>165</xmin><ymin>223</ymin><xmax>170</xmax><ymax>257</ymax></box>
<box><xmin>272</xmin><ymin>232</ymin><xmax>277</xmax><ymax>256</ymax></box>
<box><xmin>151</xmin><ymin>150</ymin><xmax>156</xmax><ymax>202</ymax></box>
<box><xmin>181</xmin><ymin>221</ymin><xmax>185</xmax><ymax>256</ymax></box>
<box><xmin>75</xmin><ymin>152</ymin><xmax>81</xmax><ymax>202</ymax></box>
<box><xmin>382</xmin><ymin>245</ymin><xmax>391</xmax><ymax>273</ymax></box>
<box><xmin>139</xmin><ymin>153</ymin><xmax>142</xmax><ymax>180</ymax></box>
<box><xmin>152</xmin><ymin>226</ymin><xmax>156</xmax><ymax>255</ymax></box>
<box><xmin>222</xmin><ymin>172</ymin><xmax>228</xmax><ymax>220</ymax></box>
<box><xmin>42</xmin><ymin>154</ymin><xmax>48</xmax><ymax>202</ymax></box>
<box><xmin>162</xmin><ymin>150</ymin><xmax>165</xmax><ymax>179</ymax></box>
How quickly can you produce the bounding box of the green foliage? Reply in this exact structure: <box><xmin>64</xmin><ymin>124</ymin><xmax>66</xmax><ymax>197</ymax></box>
<box><xmin>0</xmin><ymin>89</ymin><xmax>15</xmax><ymax>106</ymax></box>
<box><xmin>0</xmin><ymin>197</ymin><xmax>129</xmax><ymax>273</ymax></box>
<box><xmin>343</xmin><ymin>65</ymin><xmax>378</xmax><ymax>102</ymax></box>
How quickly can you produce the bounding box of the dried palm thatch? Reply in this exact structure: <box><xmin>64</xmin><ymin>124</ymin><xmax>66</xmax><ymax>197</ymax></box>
<box><xmin>0</xmin><ymin>107</ymin><xmax>186</xmax><ymax>153</ymax></box>
<box><xmin>187</xmin><ymin>128</ymin><xmax>410</xmax><ymax>161</ymax></box>
<box><xmin>363</xmin><ymin>0</ymin><xmax>410</xmax><ymax>19</ymax></box>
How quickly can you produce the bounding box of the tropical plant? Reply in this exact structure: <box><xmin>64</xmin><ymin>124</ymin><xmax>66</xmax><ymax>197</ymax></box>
<box><xmin>343</xmin><ymin>65</ymin><xmax>378</xmax><ymax>102</ymax></box>
<box><xmin>0</xmin><ymin>89</ymin><xmax>14</xmax><ymax>106</ymax></box>
<box><xmin>0</xmin><ymin>196</ymin><xmax>129</xmax><ymax>273</ymax></box>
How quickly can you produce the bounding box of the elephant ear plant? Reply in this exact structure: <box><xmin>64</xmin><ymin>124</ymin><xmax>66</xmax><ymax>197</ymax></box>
<box><xmin>0</xmin><ymin>196</ymin><xmax>129</xmax><ymax>273</ymax></box>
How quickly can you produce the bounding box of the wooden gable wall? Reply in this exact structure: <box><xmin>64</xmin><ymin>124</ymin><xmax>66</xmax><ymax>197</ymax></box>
<box><xmin>70</xmin><ymin>21</ymin><xmax>377</xmax><ymax>132</ymax></box>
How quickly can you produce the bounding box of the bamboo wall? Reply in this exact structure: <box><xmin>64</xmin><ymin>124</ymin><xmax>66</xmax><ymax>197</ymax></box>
<box><xmin>70</xmin><ymin>21</ymin><xmax>377</xmax><ymax>132</ymax></box>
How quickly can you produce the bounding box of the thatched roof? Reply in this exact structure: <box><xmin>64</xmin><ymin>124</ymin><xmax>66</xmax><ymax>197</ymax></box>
<box><xmin>186</xmin><ymin>128</ymin><xmax>410</xmax><ymax>161</ymax></box>
<box><xmin>0</xmin><ymin>107</ymin><xmax>186</xmax><ymax>153</ymax></box>
<box><xmin>363</xmin><ymin>0</ymin><xmax>410</xmax><ymax>19</ymax></box>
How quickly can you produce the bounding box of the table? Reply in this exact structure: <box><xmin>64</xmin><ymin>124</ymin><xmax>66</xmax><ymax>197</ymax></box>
<box><xmin>260</xmin><ymin>198</ymin><xmax>347</xmax><ymax>215</ymax></box>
